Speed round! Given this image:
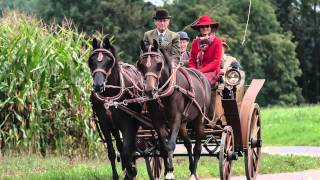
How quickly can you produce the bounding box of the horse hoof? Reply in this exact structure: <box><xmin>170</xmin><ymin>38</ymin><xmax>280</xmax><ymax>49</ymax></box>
<box><xmin>165</xmin><ymin>172</ymin><xmax>174</xmax><ymax>180</ymax></box>
<box><xmin>124</xmin><ymin>175</ymin><xmax>135</xmax><ymax>180</ymax></box>
<box><xmin>189</xmin><ymin>174</ymin><xmax>198</xmax><ymax>180</ymax></box>
<box><xmin>124</xmin><ymin>169</ymin><xmax>136</xmax><ymax>180</ymax></box>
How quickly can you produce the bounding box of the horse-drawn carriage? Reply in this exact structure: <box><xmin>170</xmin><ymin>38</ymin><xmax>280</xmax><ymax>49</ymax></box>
<box><xmin>89</xmin><ymin>37</ymin><xmax>265</xmax><ymax>180</ymax></box>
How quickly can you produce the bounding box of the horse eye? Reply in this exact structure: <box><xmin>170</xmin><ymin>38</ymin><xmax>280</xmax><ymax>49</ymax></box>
<box><xmin>156</xmin><ymin>62</ymin><xmax>162</xmax><ymax>71</ymax></box>
<box><xmin>137</xmin><ymin>62</ymin><xmax>143</xmax><ymax>71</ymax></box>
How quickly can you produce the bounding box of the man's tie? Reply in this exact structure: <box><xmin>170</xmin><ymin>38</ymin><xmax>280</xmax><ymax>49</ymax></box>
<box><xmin>159</xmin><ymin>33</ymin><xmax>164</xmax><ymax>46</ymax></box>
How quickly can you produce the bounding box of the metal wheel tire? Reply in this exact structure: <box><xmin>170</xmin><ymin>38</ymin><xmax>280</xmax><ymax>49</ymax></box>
<box><xmin>244</xmin><ymin>103</ymin><xmax>262</xmax><ymax>180</ymax></box>
<box><xmin>219</xmin><ymin>126</ymin><xmax>234</xmax><ymax>180</ymax></box>
<box><xmin>145</xmin><ymin>154</ymin><xmax>163</xmax><ymax>180</ymax></box>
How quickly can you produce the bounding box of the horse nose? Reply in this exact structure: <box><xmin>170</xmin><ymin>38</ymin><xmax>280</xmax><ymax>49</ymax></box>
<box><xmin>93</xmin><ymin>83</ymin><xmax>104</xmax><ymax>93</ymax></box>
<box><xmin>144</xmin><ymin>86</ymin><xmax>156</xmax><ymax>98</ymax></box>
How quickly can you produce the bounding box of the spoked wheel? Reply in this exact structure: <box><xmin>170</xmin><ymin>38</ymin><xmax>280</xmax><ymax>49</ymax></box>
<box><xmin>141</xmin><ymin>137</ymin><xmax>163</xmax><ymax>180</ymax></box>
<box><xmin>244</xmin><ymin>103</ymin><xmax>262</xmax><ymax>180</ymax></box>
<box><xmin>219</xmin><ymin>126</ymin><xmax>234</xmax><ymax>180</ymax></box>
<box><xmin>145</xmin><ymin>152</ymin><xmax>163</xmax><ymax>180</ymax></box>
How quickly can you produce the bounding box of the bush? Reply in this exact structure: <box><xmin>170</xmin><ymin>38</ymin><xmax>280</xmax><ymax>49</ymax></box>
<box><xmin>0</xmin><ymin>12</ymin><xmax>103</xmax><ymax>157</ymax></box>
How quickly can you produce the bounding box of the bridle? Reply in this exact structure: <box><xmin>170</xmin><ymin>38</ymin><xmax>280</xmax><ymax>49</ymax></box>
<box><xmin>89</xmin><ymin>48</ymin><xmax>126</xmax><ymax>106</ymax></box>
<box><xmin>90</xmin><ymin>48</ymin><xmax>116</xmax><ymax>79</ymax></box>
<box><xmin>139</xmin><ymin>46</ymin><xmax>164</xmax><ymax>92</ymax></box>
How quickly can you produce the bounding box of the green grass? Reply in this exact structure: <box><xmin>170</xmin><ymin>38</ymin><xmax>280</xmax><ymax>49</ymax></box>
<box><xmin>1</xmin><ymin>103</ymin><xmax>320</xmax><ymax>179</ymax></box>
<box><xmin>1</xmin><ymin>154</ymin><xmax>320</xmax><ymax>179</ymax></box>
<box><xmin>262</xmin><ymin>104</ymin><xmax>320</xmax><ymax>146</ymax></box>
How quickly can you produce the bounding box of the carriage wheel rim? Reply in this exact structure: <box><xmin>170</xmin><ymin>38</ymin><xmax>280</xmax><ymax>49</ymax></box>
<box><xmin>219</xmin><ymin>126</ymin><xmax>234</xmax><ymax>180</ymax></box>
<box><xmin>245</xmin><ymin>104</ymin><xmax>262</xmax><ymax>180</ymax></box>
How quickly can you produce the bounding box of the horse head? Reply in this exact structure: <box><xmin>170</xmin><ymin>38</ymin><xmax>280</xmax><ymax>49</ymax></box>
<box><xmin>138</xmin><ymin>39</ymin><xmax>168</xmax><ymax>98</ymax></box>
<box><xmin>88</xmin><ymin>36</ymin><xmax>118</xmax><ymax>93</ymax></box>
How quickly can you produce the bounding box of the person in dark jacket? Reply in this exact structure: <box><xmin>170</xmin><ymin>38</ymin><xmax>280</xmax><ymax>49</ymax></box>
<box><xmin>178</xmin><ymin>31</ymin><xmax>190</xmax><ymax>66</ymax></box>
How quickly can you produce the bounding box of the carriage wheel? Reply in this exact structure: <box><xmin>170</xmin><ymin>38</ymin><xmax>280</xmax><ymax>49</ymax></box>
<box><xmin>219</xmin><ymin>126</ymin><xmax>234</xmax><ymax>180</ymax></box>
<box><xmin>244</xmin><ymin>103</ymin><xmax>262</xmax><ymax>180</ymax></box>
<box><xmin>145</xmin><ymin>153</ymin><xmax>163</xmax><ymax>180</ymax></box>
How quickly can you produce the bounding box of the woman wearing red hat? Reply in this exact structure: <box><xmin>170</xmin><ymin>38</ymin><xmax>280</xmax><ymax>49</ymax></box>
<box><xmin>189</xmin><ymin>15</ymin><xmax>223</xmax><ymax>85</ymax></box>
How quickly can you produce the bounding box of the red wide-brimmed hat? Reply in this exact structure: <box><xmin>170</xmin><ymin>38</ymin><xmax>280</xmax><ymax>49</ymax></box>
<box><xmin>191</xmin><ymin>15</ymin><xmax>219</xmax><ymax>30</ymax></box>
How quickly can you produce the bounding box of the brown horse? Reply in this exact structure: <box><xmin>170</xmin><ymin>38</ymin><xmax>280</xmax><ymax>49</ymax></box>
<box><xmin>138</xmin><ymin>39</ymin><xmax>213</xmax><ymax>180</ymax></box>
<box><xmin>88</xmin><ymin>36</ymin><xmax>143</xmax><ymax>180</ymax></box>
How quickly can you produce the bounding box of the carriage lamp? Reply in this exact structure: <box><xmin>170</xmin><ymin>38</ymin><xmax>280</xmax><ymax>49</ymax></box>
<box><xmin>225</xmin><ymin>69</ymin><xmax>241</xmax><ymax>86</ymax></box>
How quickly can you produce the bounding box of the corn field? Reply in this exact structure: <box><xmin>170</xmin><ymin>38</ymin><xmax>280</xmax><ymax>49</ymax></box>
<box><xmin>0</xmin><ymin>12</ymin><xmax>105</xmax><ymax>158</ymax></box>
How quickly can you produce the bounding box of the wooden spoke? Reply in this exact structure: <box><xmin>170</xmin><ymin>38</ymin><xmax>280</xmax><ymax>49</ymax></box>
<box><xmin>253</xmin><ymin>126</ymin><xmax>260</xmax><ymax>138</ymax></box>
<box><xmin>253</xmin><ymin>149</ymin><xmax>258</xmax><ymax>158</ymax></box>
<box><xmin>245</xmin><ymin>104</ymin><xmax>262</xmax><ymax>180</ymax></box>
<box><xmin>145</xmin><ymin>140</ymin><xmax>163</xmax><ymax>180</ymax></box>
<box><xmin>219</xmin><ymin>126</ymin><xmax>234</xmax><ymax>180</ymax></box>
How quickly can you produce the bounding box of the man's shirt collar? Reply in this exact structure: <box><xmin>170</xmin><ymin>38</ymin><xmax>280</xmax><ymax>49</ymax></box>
<box><xmin>157</xmin><ymin>30</ymin><xmax>167</xmax><ymax>36</ymax></box>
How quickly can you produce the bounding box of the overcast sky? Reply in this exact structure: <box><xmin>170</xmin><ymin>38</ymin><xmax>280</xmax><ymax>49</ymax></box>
<box><xmin>144</xmin><ymin>0</ymin><xmax>164</xmax><ymax>6</ymax></box>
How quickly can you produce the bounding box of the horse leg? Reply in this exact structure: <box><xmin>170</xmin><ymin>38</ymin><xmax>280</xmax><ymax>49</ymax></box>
<box><xmin>179</xmin><ymin>123</ymin><xmax>194</xmax><ymax>174</ymax></box>
<box><xmin>191</xmin><ymin>116</ymin><xmax>205</xmax><ymax>180</ymax></box>
<box><xmin>97</xmin><ymin>112</ymin><xmax>119</xmax><ymax>180</ymax></box>
<box><xmin>112</xmin><ymin>128</ymin><xmax>124</xmax><ymax>170</ymax></box>
<box><xmin>164</xmin><ymin>113</ymin><xmax>182</xmax><ymax>180</ymax></box>
<box><xmin>103</xmin><ymin>128</ymin><xmax>119</xmax><ymax>180</ymax></box>
<box><xmin>122</xmin><ymin>118</ymin><xmax>139</xmax><ymax>180</ymax></box>
<box><xmin>92</xmin><ymin>101</ymin><xmax>119</xmax><ymax>179</ymax></box>
<box><xmin>156</xmin><ymin>124</ymin><xmax>170</xmax><ymax>178</ymax></box>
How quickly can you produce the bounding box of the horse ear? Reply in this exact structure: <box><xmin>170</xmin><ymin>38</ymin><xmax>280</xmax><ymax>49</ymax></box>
<box><xmin>103</xmin><ymin>36</ymin><xmax>111</xmax><ymax>49</ymax></box>
<box><xmin>140</xmin><ymin>40</ymin><xmax>146</xmax><ymax>51</ymax></box>
<box><xmin>92</xmin><ymin>38</ymin><xmax>99</xmax><ymax>49</ymax></box>
<box><xmin>152</xmin><ymin>39</ymin><xmax>159</xmax><ymax>50</ymax></box>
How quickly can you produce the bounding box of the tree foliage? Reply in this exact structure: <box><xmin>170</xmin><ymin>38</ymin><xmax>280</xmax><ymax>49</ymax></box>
<box><xmin>166</xmin><ymin>0</ymin><xmax>302</xmax><ymax>105</ymax></box>
<box><xmin>273</xmin><ymin>0</ymin><xmax>320</xmax><ymax>103</ymax></box>
<box><xmin>35</xmin><ymin>0</ymin><xmax>156</xmax><ymax>62</ymax></box>
<box><xmin>0</xmin><ymin>0</ymin><xmax>311</xmax><ymax>105</ymax></box>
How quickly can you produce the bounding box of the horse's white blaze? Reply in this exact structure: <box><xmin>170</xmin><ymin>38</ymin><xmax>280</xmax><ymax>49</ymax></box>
<box><xmin>146</xmin><ymin>55</ymin><xmax>151</xmax><ymax>67</ymax></box>
<box><xmin>97</xmin><ymin>52</ymin><xmax>103</xmax><ymax>61</ymax></box>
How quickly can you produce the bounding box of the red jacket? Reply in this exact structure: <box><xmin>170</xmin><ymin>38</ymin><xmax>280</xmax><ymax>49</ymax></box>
<box><xmin>188</xmin><ymin>36</ymin><xmax>223</xmax><ymax>73</ymax></box>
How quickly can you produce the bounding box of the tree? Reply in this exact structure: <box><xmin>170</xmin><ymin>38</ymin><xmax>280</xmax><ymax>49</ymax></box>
<box><xmin>36</xmin><ymin>0</ymin><xmax>156</xmax><ymax>63</ymax></box>
<box><xmin>167</xmin><ymin>0</ymin><xmax>302</xmax><ymax>105</ymax></box>
<box><xmin>0</xmin><ymin>0</ymin><xmax>37</xmax><ymax>13</ymax></box>
<box><xmin>2</xmin><ymin>0</ymin><xmax>305</xmax><ymax>105</ymax></box>
<box><xmin>274</xmin><ymin>0</ymin><xmax>320</xmax><ymax>103</ymax></box>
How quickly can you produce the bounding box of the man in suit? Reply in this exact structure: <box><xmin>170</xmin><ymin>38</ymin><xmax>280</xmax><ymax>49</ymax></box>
<box><xmin>143</xmin><ymin>9</ymin><xmax>180</xmax><ymax>64</ymax></box>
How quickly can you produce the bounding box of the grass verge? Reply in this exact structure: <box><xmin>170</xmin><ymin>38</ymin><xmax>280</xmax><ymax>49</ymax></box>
<box><xmin>262</xmin><ymin>104</ymin><xmax>320</xmax><ymax>146</ymax></box>
<box><xmin>1</xmin><ymin>154</ymin><xmax>320</xmax><ymax>179</ymax></box>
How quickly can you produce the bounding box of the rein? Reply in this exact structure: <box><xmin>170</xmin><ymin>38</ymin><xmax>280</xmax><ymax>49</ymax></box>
<box><xmin>90</xmin><ymin>49</ymin><xmax>143</xmax><ymax>108</ymax></box>
<box><xmin>138</xmin><ymin>50</ymin><xmax>213</xmax><ymax>123</ymax></box>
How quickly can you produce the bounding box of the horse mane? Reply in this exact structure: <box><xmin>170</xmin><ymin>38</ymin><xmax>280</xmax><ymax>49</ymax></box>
<box><xmin>107</xmin><ymin>44</ymin><xmax>120</xmax><ymax>69</ymax></box>
<box><xmin>159</xmin><ymin>48</ymin><xmax>172</xmax><ymax>73</ymax></box>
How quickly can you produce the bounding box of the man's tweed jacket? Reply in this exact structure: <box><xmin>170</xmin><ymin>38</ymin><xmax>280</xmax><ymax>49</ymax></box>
<box><xmin>143</xmin><ymin>29</ymin><xmax>180</xmax><ymax>62</ymax></box>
